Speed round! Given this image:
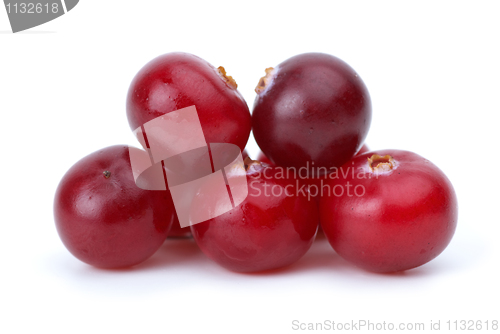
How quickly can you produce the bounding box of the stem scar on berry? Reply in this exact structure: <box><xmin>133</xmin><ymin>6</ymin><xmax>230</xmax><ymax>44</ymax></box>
<box><xmin>243</xmin><ymin>156</ymin><xmax>261</xmax><ymax>171</ymax></box>
<box><xmin>103</xmin><ymin>171</ymin><xmax>111</xmax><ymax>178</ymax></box>
<box><xmin>255</xmin><ymin>67</ymin><xmax>275</xmax><ymax>94</ymax></box>
<box><xmin>367</xmin><ymin>154</ymin><xmax>396</xmax><ymax>172</ymax></box>
<box><xmin>217</xmin><ymin>66</ymin><xmax>238</xmax><ymax>89</ymax></box>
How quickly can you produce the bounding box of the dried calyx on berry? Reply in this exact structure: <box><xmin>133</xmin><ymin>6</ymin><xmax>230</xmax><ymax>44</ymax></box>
<box><xmin>255</xmin><ymin>67</ymin><xmax>275</xmax><ymax>94</ymax></box>
<box><xmin>217</xmin><ymin>66</ymin><xmax>238</xmax><ymax>89</ymax></box>
<box><xmin>367</xmin><ymin>154</ymin><xmax>396</xmax><ymax>173</ymax></box>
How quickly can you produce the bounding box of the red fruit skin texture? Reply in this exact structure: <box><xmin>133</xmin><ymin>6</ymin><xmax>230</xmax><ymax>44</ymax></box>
<box><xmin>191</xmin><ymin>164</ymin><xmax>319</xmax><ymax>273</ymax></box>
<box><xmin>126</xmin><ymin>52</ymin><xmax>252</xmax><ymax>152</ymax></box>
<box><xmin>54</xmin><ymin>145</ymin><xmax>175</xmax><ymax>268</ymax></box>
<box><xmin>319</xmin><ymin>150</ymin><xmax>458</xmax><ymax>273</ymax></box>
<box><xmin>252</xmin><ymin>53</ymin><xmax>371</xmax><ymax>172</ymax></box>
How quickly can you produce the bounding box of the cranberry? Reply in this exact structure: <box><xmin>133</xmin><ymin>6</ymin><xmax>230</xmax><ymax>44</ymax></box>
<box><xmin>54</xmin><ymin>145</ymin><xmax>175</xmax><ymax>268</ymax></box>
<box><xmin>190</xmin><ymin>159</ymin><xmax>319</xmax><ymax>272</ymax></box>
<box><xmin>127</xmin><ymin>52</ymin><xmax>251</xmax><ymax>152</ymax></box>
<box><xmin>252</xmin><ymin>53</ymin><xmax>371</xmax><ymax>173</ymax></box>
<box><xmin>319</xmin><ymin>150</ymin><xmax>458</xmax><ymax>273</ymax></box>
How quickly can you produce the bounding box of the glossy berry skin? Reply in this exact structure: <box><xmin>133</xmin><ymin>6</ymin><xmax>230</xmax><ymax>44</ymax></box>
<box><xmin>252</xmin><ymin>53</ymin><xmax>371</xmax><ymax>173</ymax></box>
<box><xmin>126</xmin><ymin>52</ymin><xmax>251</xmax><ymax>152</ymax></box>
<box><xmin>320</xmin><ymin>150</ymin><xmax>458</xmax><ymax>273</ymax></box>
<box><xmin>54</xmin><ymin>145</ymin><xmax>175</xmax><ymax>268</ymax></box>
<box><xmin>191</xmin><ymin>162</ymin><xmax>319</xmax><ymax>272</ymax></box>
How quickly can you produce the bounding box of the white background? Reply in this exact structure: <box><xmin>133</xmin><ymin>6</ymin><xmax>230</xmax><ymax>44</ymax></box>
<box><xmin>1</xmin><ymin>1</ymin><xmax>499</xmax><ymax>333</ymax></box>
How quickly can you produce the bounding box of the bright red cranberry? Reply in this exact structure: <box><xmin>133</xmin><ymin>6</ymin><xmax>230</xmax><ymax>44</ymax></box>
<box><xmin>127</xmin><ymin>52</ymin><xmax>251</xmax><ymax>152</ymax></box>
<box><xmin>190</xmin><ymin>159</ymin><xmax>319</xmax><ymax>272</ymax></box>
<box><xmin>320</xmin><ymin>150</ymin><xmax>458</xmax><ymax>273</ymax></box>
<box><xmin>252</xmin><ymin>53</ymin><xmax>371</xmax><ymax>173</ymax></box>
<box><xmin>54</xmin><ymin>145</ymin><xmax>175</xmax><ymax>268</ymax></box>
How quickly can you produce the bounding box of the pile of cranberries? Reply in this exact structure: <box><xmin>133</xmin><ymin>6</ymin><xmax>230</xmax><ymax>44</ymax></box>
<box><xmin>54</xmin><ymin>52</ymin><xmax>458</xmax><ymax>273</ymax></box>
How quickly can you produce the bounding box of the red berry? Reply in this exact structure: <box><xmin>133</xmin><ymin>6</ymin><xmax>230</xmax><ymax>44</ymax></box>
<box><xmin>190</xmin><ymin>159</ymin><xmax>319</xmax><ymax>272</ymax></box>
<box><xmin>54</xmin><ymin>145</ymin><xmax>175</xmax><ymax>268</ymax></box>
<box><xmin>319</xmin><ymin>150</ymin><xmax>458</xmax><ymax>273</ymax></box>
<box><xmin>127</xmin><ymin>52</ymin><xmax>252</xmax><ymax>152</ymax></box>
<box><xmin>252</xmin><ymin>53</ymin><xmax>371</xmax><ymax>173</ymax></box>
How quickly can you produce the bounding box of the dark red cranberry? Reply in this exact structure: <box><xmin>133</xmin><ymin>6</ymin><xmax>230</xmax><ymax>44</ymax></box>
<box><xmin>54</xmin><ymin>145</ymin><xmax>175</xmax><ymax>268</ymax></box>
<box><xmin>127</xmin><ymin>52</ymin><xmax>251</xmax><ymax>152</ymax></box>
<box><xmin>320</xmin><ymin>150</ymin><xmax>458</xmax><ymax>273</ymax></box>
<box><xmin>190</xmin><ymin>159</ymin><xmax>319</xmax><ymax>272</ymax></box>
<box><xmin>252</xmin><ymin>53</ymin><xmax>371</xmax><ymax>173</ymax></box>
